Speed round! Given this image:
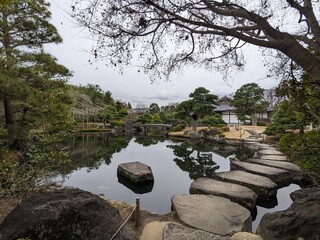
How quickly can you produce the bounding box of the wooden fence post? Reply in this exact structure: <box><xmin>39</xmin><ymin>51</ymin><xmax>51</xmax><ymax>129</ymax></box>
<box><xmin>135</xmin><ymin>197</ymin><xmax>140</xmax><ymax>227</ymax></box>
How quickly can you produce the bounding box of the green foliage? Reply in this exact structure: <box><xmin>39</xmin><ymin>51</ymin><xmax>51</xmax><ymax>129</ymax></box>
<box><xmin>117</xmin><ymin>108</ymin><xmax>128</xmax><ymax>119</ymax></box>
<box><xmin>232</xmin><ymin>83</ymin><xmax>269</xmax><ymax>123</ymax></box>
<box><xmin>257</xmin><ymin>121</ymin><xmax>267</xmax><ymax>126</ymax></box>
<box><xmin>279</xmin><ymin>131</ymin><xmax>320</xmax><ymax>176</ymax></box>
<box><xmin>201</xmin><ymin>114</ymin><xmax>226</xmax><ymax>126</ymax></box>
<box><xmin>151</xmin><ymin>114</ymin><xmax>163</xmax><ymax>124</ymax></box>
<box><xmin>77</xmin><ymin>84</ymin><xmax>113</xmax><ymax>106</ymax></box>
<box><xmin>149</xmin><ymin>103</ymin><xmax>160</xmax><ymax>114</ymax></box>
<box><xmin>172</xmin><ymin>125</ymin><xmax>184</xmax><ymax>132</ymax></box>
<box><xmin>159</xmin><ymin>112</ymin><xmax>167</xmax><ymax>123</ymax></box>
<box><xmin>264</xmin><ymin>100</ymin><xmax>301</xmax><ymax>135</ymax></box>
<box><xmin>276</xmin><ymin>72</ymin><xmax>320</xmax><ymax>128</ymax></box>
<box><xmin>0</xmin><ymin>0</ymin><xmax>75</xmax><ymax>196</ymax></box>
<box><xmin>100</xmin><ymin>105</ymin><xmax>117</xmax><ymax>123</ymax></box>
<box><xmin>175</xmin><ymin>87</ymin><xmax>218</xmax><ymax>129</ymax></box>
<box><xmin>110</xmin><ymin>120</ymin><xmax>125</xmax><ymax>127</ymax></box>
<box><xmin>135</xmin><ymin>113</ymin><xmax>153</xmax><ymax>124</ymax></box>
<box><xmin>0</xmin><ymin>134</ymin><xmax>71</xmax><ymax>197</ymax></box>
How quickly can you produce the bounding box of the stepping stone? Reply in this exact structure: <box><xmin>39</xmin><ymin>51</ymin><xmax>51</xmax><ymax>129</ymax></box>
<box><xmin>117</xmin><ymin>161</ymin><xmax>154</xmax><ymax>184</ymax></box>
<box><xmin>230</xmin><ymin>160</ymin><xmax>292</xmax><ymax>185</ymax></box>
<box><xmin>190</xmin><ymin>178</ymin><xmax>257</xmax><ymax>210</ymax></box>
<box><xmin>246</xmin><ymin>158</ymin><xmax>301</xmax><ymax>172</ymax></box>
<box><xmin>171</xmin><ymin>194</ymin><xmax>252</xmax><ymax>236</ymax></box>
<box><xmin>259</xmin><ymin>155</ymin><xmax>287</xmax><ymax>161</ymax></box>
<box><xmin>215</xmin><ymin>170</ymin><xmax>277</xmax><ymax>199</ymax></box>
<box><xmin>163</xmin><ymin>223</ymin><xmax>229</xmax><ymax>240</ymax></box>
<box><xmin>244</xmin><ymin>138</ymin><xmax>261</xmax><ymax>143</ymax></box>
<box><xmin>259</xmin><ymin>149</ymin><xmax>285</xmax><ymax>156</ymax></box>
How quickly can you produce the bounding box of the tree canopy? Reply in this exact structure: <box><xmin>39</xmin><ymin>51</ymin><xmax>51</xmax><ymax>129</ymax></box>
<box><xmin>232</xmin><ymin>83</ymin><xmax>269</xmax><ymax>123</ymax></box>
<box><xmin>0</xmin><ymin>0</ymin><xmax>74</xmax><ymax>151</ymax></box>
<box><xmin>71</xmin><ymin>0</ymin><xmax>320</xmax><ymax>83</ymax></box>
<box><xmin>175</xmin><ymin>87</ymin><xmax>219</xmax><ymax>129</ymax></box>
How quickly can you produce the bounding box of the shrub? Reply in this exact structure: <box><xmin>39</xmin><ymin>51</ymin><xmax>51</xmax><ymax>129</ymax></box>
<box><xmin>172</xmin><ymin>125</ymin><xmax>183</xmax><ymax>132</ymax></box>
<box><xmin>111</xmin><ymin>120</ymin><xmax>125</xmax><ymax>127</ymax></box>
<box><xmin>257</xmin><ymin>121</ymin><xmax>267</xmax><ymax>126</ymax></box>
<box><xmin>279</xmin><ymin>130</ymin><xmax>320</xmax><ymax>178</ymax></box>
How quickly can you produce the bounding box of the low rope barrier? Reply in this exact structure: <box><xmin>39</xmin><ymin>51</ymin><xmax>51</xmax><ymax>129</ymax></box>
<box><xmin>109</xmin><ymin>197</ymin><xmax>140</xmax><ymax>240</ymax></box>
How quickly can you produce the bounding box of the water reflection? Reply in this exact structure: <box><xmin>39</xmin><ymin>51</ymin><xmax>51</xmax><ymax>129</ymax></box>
<box><xmin>167</xmin><ymin>140</ymin><xmax>220</xmax><ymax>179</ymax></box>
<box><xmin>252</xmin><ymin>184</ymin><xmax>300</xmax><ymax>232</ymax></box>
<box><xmin>56</xmin><ymin>134</ymin><xmax>247</xmax><ymax>214</ymax></box>
<box><xmin>117</xmin><ymin>175</ymin><xmax>154</xmax><ymax>194</ymax></box>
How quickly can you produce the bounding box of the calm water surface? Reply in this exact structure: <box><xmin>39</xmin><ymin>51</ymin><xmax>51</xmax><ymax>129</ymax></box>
<box><xmin>56</xmin><ymin>133</ymin><xmax>300</xmax><ymax>231</ymax></box>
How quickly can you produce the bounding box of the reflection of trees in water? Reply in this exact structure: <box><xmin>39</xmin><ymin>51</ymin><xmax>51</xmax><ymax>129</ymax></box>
<box><xmin>134</xmin><ymin>135</ymin><xmax>166</xmax><ymax>147</ymax></box>
<box><xmin>167</xmin><ymin>140</ymin><xmax>220</xmax><ymax>179</ymax></box>
<box><xmin>167</xmin><ymin>140</ymin><xmax>253</xmax><ymax>180</ymax></box>
<box><xmin>59</xmin><ymin>133</ymin><xmax>131</xmax><ymax>174</ymax></box>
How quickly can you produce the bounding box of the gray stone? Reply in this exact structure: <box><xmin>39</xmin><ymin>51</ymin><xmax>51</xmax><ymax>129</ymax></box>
<box><xmin>246</xmin><ymin>158</ymin><xmax>301</xmax><ymax>172</ymax></box>
<box><xmin>259</xmin><ymin>155</ymin><xmax>287</xmax><ymax>161</ymax></box>
<box><xmin>215</xmin><ymin>170</ymin><xmax>278</xmax><ymax>199</ymax></box>
<box><xmin>190</xmin><ymin>177</ymin><xmax>257</xmax><ymax>210</ymax></box>
<box><xmin>231</xmin><ymin>232</ymin><xmax>263</xmax><ymax>240</ymax></box>
<box><xmin>244</xmin><ymin>138</ymin><xmax>261</xmax><ymax>143</ymax></box>
<box><xmin>256</xmin><ymin>187</ymin><xmax>320</xmax><ymax>240</ymax></box>
<box><xmin>163</xmin><ymin>223</ymin><xmax>229</xmax><ymax>240</ymax></box>
<box><xmin>230</xmin><ymin>160</ymin><xmax>292</xmax><ymax>185</ymax></box>
<box><xmin>258</xmin><ymin>149</ymin><xmax>285</xmax><ymax>156</ymax></box>
<box><xmin>171</xmin><ymin>194</ymin><xmax>252</xmax><ymax>236</ymax></box>
<box><xmin>0</xmin><ymin>188</ymin><xmax>131</xmax><ymax>240</ymax></box>
<box><xmin>117</xmin><ymin>161</ymin><xmax>154</xmax><ymax>183</ymax></box>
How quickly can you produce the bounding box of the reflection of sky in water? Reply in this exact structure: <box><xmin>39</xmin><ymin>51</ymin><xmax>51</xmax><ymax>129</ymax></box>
<box><xmin>252</xmin><ymin>184</ymin><xmax>300</xmax><ymax>232</ymax></box>
<box><xmin>58</xmin><ymin>138</ymin><xmax>231</xmax><ymax>214</ymax></box>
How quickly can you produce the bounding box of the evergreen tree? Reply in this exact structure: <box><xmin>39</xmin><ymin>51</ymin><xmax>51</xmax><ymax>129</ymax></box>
<box><xmin>0</xmin><ymin>0</ymin><xmax>72</xmax><ymax>151</ymax></box>
<box><xmin>232</xmin><ymin>83</ymin><xmax>269</xmax><ymax>124</ymax></box>
<box><xmin>175</xmin><ymin>87</ymin><xmax>219</xmax><ymax>130</ymax></box>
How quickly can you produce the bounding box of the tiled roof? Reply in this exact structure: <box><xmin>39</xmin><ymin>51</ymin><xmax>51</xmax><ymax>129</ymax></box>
<box><xmin>215</xmin><ymin>104</ymin><xmax>236</xmax><ymax>112</ymax></box>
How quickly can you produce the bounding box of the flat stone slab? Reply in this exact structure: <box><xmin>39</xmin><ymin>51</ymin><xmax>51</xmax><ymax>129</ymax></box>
<box><xmin>258</xmin><ymin>149</ymin><xmax>285</xmax><ymax>156</ymax></box>
<box><xmin>246</xmin><ymin>158</ymin><xmax>301</xmax><ymax>172</ymax></box>
<box><xmin>190</xmin><ymin>178</ymin><xmax>257</xmax><ymax>210</ymax></box>
<box><xmin>171</xmin><ymin>194</ymin><xmax>252</xmax><ymax>236</ymax></box>
<box><xmin>164</xmin><ymin>223</ymin><xmax>229</xmax><ymax>240</ymax></box>
<box><xmin>244</xmin><ymin>138</ymin><xmax>261</xmax><ymax>143</ymax></box>
<box><xmin>230</xmin><ymin>160</ymin><xmax>292</xmax><ymax>185</ymax></box>
<box><xmin>117</xmin><ymin>161</ymin><xmax>154</xmax><ymax>184</ymax></box>
<box><xmin>215</xmin><ymin>170</ymin><xmax>277</xmax><ymax>199</ymax></box>
<box><xmin>259</xmin><ymin>155</ymin><xmax>287</xmax><ymax>161</ymax></box>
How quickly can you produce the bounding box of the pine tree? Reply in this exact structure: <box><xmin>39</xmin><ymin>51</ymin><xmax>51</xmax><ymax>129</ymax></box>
<box><xmin>0</xmin><ymin>0</ymin><xmax>72</xmax><ymax>151</ymax></box>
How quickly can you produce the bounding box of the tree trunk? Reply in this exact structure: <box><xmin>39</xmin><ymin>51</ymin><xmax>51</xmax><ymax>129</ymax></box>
<box><xmin>4</xmin><ymin>97</ymin><xmax>13</xmax><ymax>126</ymax></box>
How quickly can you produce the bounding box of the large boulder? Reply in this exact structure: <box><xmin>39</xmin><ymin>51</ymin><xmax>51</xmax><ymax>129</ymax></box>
<box><xmin>117</xmin><ymin>161</ymin><xmax>154</xmax><ymax>184</ymax></box>
<box><xmin>256</xmin><ymin>187</ymin><xmax>320</xmax><ymax>240</ymax></box>
<box><xmin>172</xmin><ymin>194</ymin><xmax>252</xmax><ymax>237</ymax></box>
<box><xmin>0</xmin><ymin>188</ymin><xmax>131</xmax><ymax>240</ymax></box>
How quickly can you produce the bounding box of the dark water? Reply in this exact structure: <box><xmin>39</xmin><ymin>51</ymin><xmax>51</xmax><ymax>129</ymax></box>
<box><xmin>56</xmin><ymin>133</ymin><xmax>299</xmax><ymax>230</ymax></box>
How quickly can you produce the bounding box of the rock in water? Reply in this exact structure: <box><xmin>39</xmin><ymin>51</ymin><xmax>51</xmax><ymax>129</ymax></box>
<box><xmin>256</xmin><ymin>187</ymin><xmax>320</xmax><ymax>240</ymax></box>
<box><xmin>190</xmin><ymin>177</ymin><xmax>257</xmax><ymax>210</ymax></box>
<box><xmin>117</xmin><ymin>161</ymin><xmax>154</xmax><ymax>183</ymax></box>
<box><xmin>0</xmin><ymin>188</ymin><xmax>131</xmax><ymax>240</ymax></box>
<box><xmin>172</xmin><ymin>194</ymin><xmax>252</xmax><ymax>237</ymax></box>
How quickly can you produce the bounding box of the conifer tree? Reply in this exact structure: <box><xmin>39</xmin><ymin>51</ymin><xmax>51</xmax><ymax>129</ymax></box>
<box><xmin>0</xmin><ymin>0</ymin><xmax>72</xmax><ymax>151</ymax></box>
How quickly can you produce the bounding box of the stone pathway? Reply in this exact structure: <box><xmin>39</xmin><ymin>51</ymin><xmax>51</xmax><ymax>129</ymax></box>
<box><xmin>140</xmin><ymin>129</ymin><xmax>303</xmax><ymax>240</ymax></box>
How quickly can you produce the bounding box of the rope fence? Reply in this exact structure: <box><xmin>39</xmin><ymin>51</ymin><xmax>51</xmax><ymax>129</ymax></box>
<box><xmin>109</xmin><ymin>197</ymin><xmax>140</xmax><ymax>240</ymax></box>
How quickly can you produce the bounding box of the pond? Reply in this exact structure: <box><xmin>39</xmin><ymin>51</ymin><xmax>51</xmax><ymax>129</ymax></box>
<box><xmin>56</xmin><ymin>133</ymin><xmax>299</xmax><ymax>231</ymax></box>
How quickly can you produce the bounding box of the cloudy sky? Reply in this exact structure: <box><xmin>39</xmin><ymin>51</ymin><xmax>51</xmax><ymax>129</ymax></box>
<box><xmin>46</xmin><ymin>0</ymin><xmax>279</xmax><ymax>107</ymax></box>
